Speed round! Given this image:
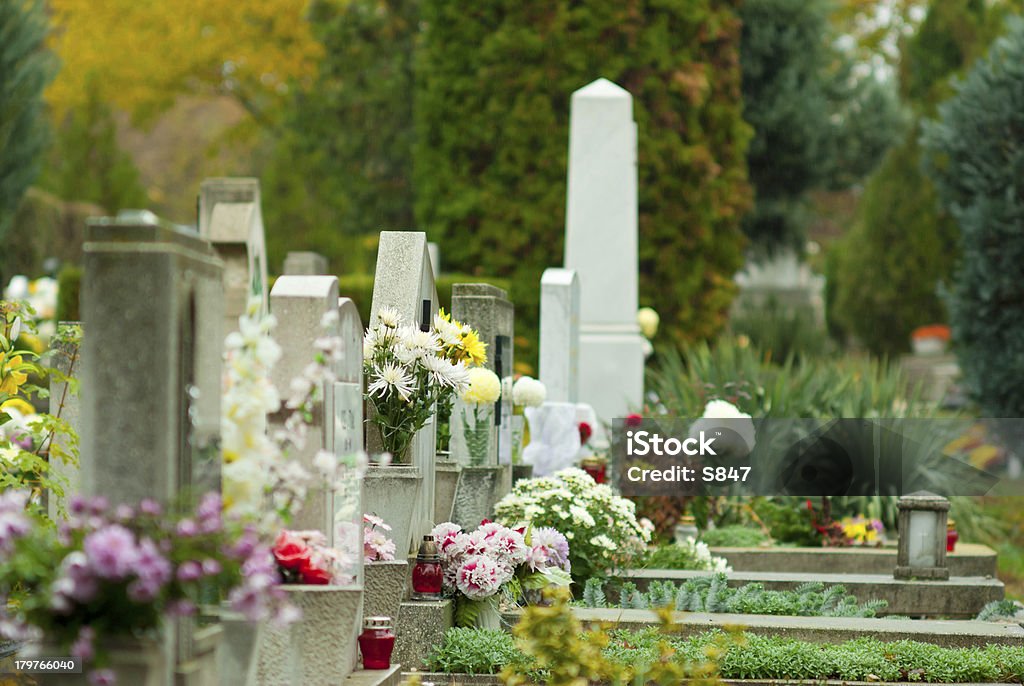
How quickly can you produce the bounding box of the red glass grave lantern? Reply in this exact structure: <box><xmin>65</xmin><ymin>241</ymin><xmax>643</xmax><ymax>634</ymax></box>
<box><xmin>946</xmin><ymin>519</ymin><xmax>959</xmax><ymax>553</ymax></box>
<box><xmin>358</xmin><ymin>616</ymin><xmax>396</xmax><ymax>669</ymax></box>
<box><xmin>411</xmin><ymin>535</ymin><xmax>443</xmax><ymax>599</ymax></box>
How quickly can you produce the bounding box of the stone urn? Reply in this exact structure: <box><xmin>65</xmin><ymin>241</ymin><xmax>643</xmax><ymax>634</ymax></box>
<box><xmin>364</xmin><ymin>560</ymin><xmax>409</xmax><ymax>624</ymax></box>
<box><xmin>364</xmin><ymin>464</ymin><xmax>422</xmax><ymax>556</ymax></box>
<box><xmin>256</xmin><ymin>586</ymin><xmax>362</xmax><ymax>686</ymax></box>
<box><xmin>434</xmin><ymin>457</ymin><xmax>461</xmax><ymax>523</ymax></box>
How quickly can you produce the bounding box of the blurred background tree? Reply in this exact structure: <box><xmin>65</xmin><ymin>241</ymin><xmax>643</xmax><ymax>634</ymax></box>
<box><xmin>922</xmin><ymin>17</ymin><xmax>1024</xmax><ymax>417</ymax></box>
<box><xmin>828</xmin><ymin>0</ymin><xmax>1022</xmax><ymax>354</ymax></box>
<box><xmin>0</xmin><ymin>0</ymin><xmax>53</xmax><ymax>242</ymax></box>
<box><xmin>415</xmin><ymin>0</ymin><xmax>753</xmax><ymax>366</ymax></box>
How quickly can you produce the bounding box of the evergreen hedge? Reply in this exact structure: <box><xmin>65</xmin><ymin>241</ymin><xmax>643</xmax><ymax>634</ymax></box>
<box><xmin>414</xmin><ymin>1</ymin><xmax>752</xmax><ymax>363</ymax></box>
<box><xmin>922</xmin><ymin>18</ymin><xmax>1024</xmax><ymax>417</ymax></box>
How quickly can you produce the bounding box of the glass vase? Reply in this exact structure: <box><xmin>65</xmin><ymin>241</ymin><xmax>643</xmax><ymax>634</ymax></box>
<box><xmin>510</xmin><ymin>415</ymin><xmax>526</xmax><ymax>465</ymax></box>
<box><xmin>451</xmin><ymin>399</ymin><xmax>495</xmax><ymax>466</ymax></box>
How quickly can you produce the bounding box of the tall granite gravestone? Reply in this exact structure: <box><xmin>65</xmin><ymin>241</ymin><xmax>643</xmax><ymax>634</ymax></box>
<box><xmin>267</xmin><ymin>276</ymin><xmax>341</xmax><ymax>541</ymax></box>
<box><xmin>198</xmin><ymin>178</ymin><xmax>269</xmax><ymax>335</ymax></box>
<box><xmin>539</xmin><ymin>268</ymin><xmax>580</xmax><ymax>404</ymax></box>
<box><xmin>80</xmin><ymin>214</ymin><xmax>224</xmax><ymax>684</ymax></box>
<box><xmin>368</xmin><ymin>231</ymin><xmax>437</xmax><ymax>553</ymax></box>
<box><xmin>563</xmin><ymin>78</ymin><xmax>645</xmax><ymax>421</ymax></box>
<box><xmin>283</xmin><ymin>251</ymin><xmax>330</xmax><ymax>276</ymax></box>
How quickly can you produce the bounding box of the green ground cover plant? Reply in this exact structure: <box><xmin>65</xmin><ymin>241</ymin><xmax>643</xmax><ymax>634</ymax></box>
<box><xmin>426</xmin><ymin>625</ymin><xmax>1024</xmax><ymax>683</ymax></box>
<box><xmin>582</xmin><ymin>576</ymin><xmax>887</xmax><ymax>618</ymax></box>
<box><xmin>699</xmin><ymin>525</ymin><xmax>771</xmax><ymax>548</ymax></box>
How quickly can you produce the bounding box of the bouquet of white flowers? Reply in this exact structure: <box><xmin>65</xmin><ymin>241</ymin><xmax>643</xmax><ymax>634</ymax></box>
<box><xmin>494</xmin><ymin>468</ymin><xmax>651</xmax><ymax>581</ymax></box>
<box><xmin>363</xmin><ymin>307</ymin><xmax>485</xmax><ymax>461</ymax></box>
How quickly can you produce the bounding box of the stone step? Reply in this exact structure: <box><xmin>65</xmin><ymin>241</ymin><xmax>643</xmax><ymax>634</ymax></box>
<box><xmin>620</xmin><ymin>569</ymin><xmax>1004</xmax><ymax>618</ymax></box>
<box><xmin>537</xmin><ymin>607</ymin><xmax>1024</xmax><ymax>648</ymax></box>
<box><xmin>710</xmin><ymin>543</ymin><xmax>998</xmax><ymax>577</ymax></box>
<box><xmin>346</xmin><ymin>665</ymin><xmax>403</xmax><ymax>686</ymax></box>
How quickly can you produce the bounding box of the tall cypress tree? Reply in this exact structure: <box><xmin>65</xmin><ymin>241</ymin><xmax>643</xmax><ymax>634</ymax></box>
<box><xmin>0</xmin><ymin>0</ymin><xmax>53</xmax><ymax>241</ymax></box>
<box><xmin>414</xmin><ymin>1</ymin><xmax>752</xmax><ymax>361</ymax></box>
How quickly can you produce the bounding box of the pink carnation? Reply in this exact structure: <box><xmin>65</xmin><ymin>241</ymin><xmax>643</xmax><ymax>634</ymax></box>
<box><xmin>455</xmin><ymin>555</ymin><xmax>507</xmax><ymax>600</ymax></box>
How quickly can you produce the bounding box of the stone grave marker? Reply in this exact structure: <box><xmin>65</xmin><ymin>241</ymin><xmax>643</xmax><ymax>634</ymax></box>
<box><xmin>539</xmin><ymin>268</ymin><xmax>580</xmax><ymax>404</ymax></box>
<box><xmin>198</xmin><ymin>178</ymin><xmax>269</xmax><ymax>335</ymax></box>
<box><xmin>267</xmin><ymin>275</ymin><xmax>340</xmax><ymax>540</ymax></box>
<box><xmin>368</xmin><ymin>231</ymin><xmax>438</xmax><ymax>553</ymax></box>
<box><xmin>80</xmin><ymin>213</ymin><xmax>224</xmax><ymax>683</ymax></box>
<box><xmin>283</xmin><ymin>251</ymin><xmax>330</xmax><ymax>276</ymax></box>
<box><xmin>563</xmin><ymin>77</ymin><xmax>645</xmax><ymax>421</ymax></box>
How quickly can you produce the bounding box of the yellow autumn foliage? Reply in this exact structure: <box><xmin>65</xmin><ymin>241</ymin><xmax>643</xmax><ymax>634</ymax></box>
<box><xmin>47</xmin><ymin>0</ymin><xmax>325</xmax><ymax>123</ymax></box>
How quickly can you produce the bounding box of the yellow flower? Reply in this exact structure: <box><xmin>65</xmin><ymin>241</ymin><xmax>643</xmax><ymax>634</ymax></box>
<box><xmin>461</xmin><ymin>330</ymin><xmax>488</xmax><ymax>366</ymax></box>
<box><xmin>462</xmin><ymin>367</ymin><xmax>501</xmax><ymax>405</ymax></box>
<box><xmin>0</xmin><ymin>352</ymin><xmax>28</xmax><ymax>395</ymax></box>
<box><xmin>1</xmin><ymin>398</ymin><xmax>35</xmax><ymax>416</ymax></box>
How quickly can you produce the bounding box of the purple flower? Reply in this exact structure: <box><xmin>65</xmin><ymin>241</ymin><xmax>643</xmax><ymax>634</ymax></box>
<box><xmin>0</xmin><ymin>510</ymin><xmax>31</xmax><ymax>554</ymax></box>
<box><xmin>176</xmin><ymin>561</ymin><xmax>203</xmax><ymax>582</ymax></box>
<box><xmin>127</xmin><ymin>579</ymin><xmax>161</xmax><ymax>602</ymax></box>
<box><xmin>226</xmin><ymin>529</ymin><xmax>258</xmax><ymax>560</ymax></box>
<box><xmin>167</xmin><ymin>599</ymin><xmax>197</xmax><ymax>617</ymax></box>
<box><xmin>114</xmin><ymin>504</ymin><xmax>134</xmax><ymax>521</ymax></box>
<box><xmin>530</xmin><ymin>527</ymin><xmax>570</xmax><ymax>571</ymax></box>
<box><xmin>176</xmin><ymin>519</ymin><xmax>198</xmax><ymax>537</ymax></box>
<box><xmin>58</xmin><ymin>552</ymin><xmax>99</xmax><ymax>602</ymax></box>
<box><xmin>11</xmin><ymin>431</ymin><xmax>33</xmax><ymax>451</ymax></box>
<box><xmin>69</xmin><ymin>496</ymin><xmax>89</xmax><ymax>516</ymax></box>
<box><xmin>71</xmin><ymin>627</ymin><xmax>95</xmax><ymax>661</ymax></box>
<box><xmin>197</xmin><ymin>492</ymin><xmax>222</xmax><ymax>521</ymax></box>
<box><xmin>83</xmin><ymin>525</ymin><xmax>139</xmax><ymax>580</ymax></box>
<box><xmin>88</xmin><ymin>668</ymin><xmax>116</xmax><ymax>685</ymax></box>
<box><xmin>138</xmin><ymin>499</ymin><xmax>162</xmax><ymax>516</ymax></box>
<box><xmin>88</xmin><ymin>497</ymin><xmax>109</xmax><ymax>516</ymax></box>
<box><xmin>201</xmin><ymin>558</ymin><xmax>221</xmax><ymax>576</ymax></box>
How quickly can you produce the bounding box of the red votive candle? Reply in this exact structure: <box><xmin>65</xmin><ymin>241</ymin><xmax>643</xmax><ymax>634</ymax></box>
<box><xmin>358</xmin><ymin>616</ymin><xmax>395</xmax><ymax>669</ymax></box>
<box><xmin>411</xmin><ymin>535</ymin><xmax>443</xmax><ymax>599</ymax></box>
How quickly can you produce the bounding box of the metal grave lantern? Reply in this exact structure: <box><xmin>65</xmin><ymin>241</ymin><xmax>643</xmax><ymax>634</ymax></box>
<box><xmin>894</xmin><ymin>491</ymin><xmax>950</xmax><ymax>580</ymax></box>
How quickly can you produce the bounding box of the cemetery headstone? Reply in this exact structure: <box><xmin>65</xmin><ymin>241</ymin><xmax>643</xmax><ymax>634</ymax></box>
<box><xmin>80</xmin><ymin>214</ymin><xmax>224</xmax><ymax>683</ymax></box>
<box><xmin>539</xmin><ymin>268</ymin><xmax>580</xmax><ymax>404</ymax></box>
<box><xmin>267</xmin><ymin>276</ymin><xmax>341</xmax><ymax>542</ymax></box>
<box><xmin>563</xmin><ymin>78</ymin><xmax>645</xmax><ymax>421</ymax></box>
<box><xmin>369</xmin><ymin>231</ymin><xmax>438</xmax><ymax>552</ymax></box>
<box><xmin>198</xmin><ymin>178</ymin><xmax>269</xmax><ymax>335</ymax></box>
<box><xmin>427</xmin><ymin>242</ymin><xmax>441</xmax><ymax>277</ymax></box>
<box><xmin>283</xmin><ymin>251</ymin><xmax>330</xmax><ymax>276</ymax></box>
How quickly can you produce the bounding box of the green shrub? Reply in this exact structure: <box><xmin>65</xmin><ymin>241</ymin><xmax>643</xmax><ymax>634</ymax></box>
<box><xmin>730</xmin><ymin>299</ymin><xmax>831</xmax><ymax>362</ymax></box>
<box><xmin>424</xmin><ymin>627</ymin><xmax>533</xmax><ymax>675</ymax></box>
<box><xmin>585</xmin><ymin>576</ymin><xmax>887</xmax><ymax>618</ymax></box>
<box><xmin>414</xmin><ymin>0</ymin><xmax>752</xmax><ymax>367</ymax></box>
<box><xmin>922</xmin><ymin>17</ymin><xmax>1024</xmax><ymax>418</ymax></box>
<box><xmin>699</xmin><ymin>525</ymin><xmax>770</xmax><ymax>548</ymax></box>
<box><xmin>429</xmin><ymin>627</ymin><xmax>1024</xmax><ymax>683</ymax></box>
<box><xmin>56</xmin><ymin>265</ymin><xmax>82</xmax><ymax>323</ymax></box>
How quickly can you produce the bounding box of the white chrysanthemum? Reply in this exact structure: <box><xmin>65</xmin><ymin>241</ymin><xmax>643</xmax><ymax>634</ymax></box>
<box><xmin>512</xmin><ymin>376</ymin><xmax>546</xmax><ymax>408</ymax></box>
<box><xmin>406</xmin><ymin>328</ymin><xmax>441</xmax><ymax>352</ymax></box>
<box><xmin>702</xmin><ymin>399</ymin><xmax>750</xmax><ymax>419</ymax></box>
<box><xmin>637</xmin><ymin>307</ymin><xmax>660</xmax><ymax>339</ymax></box>
<box><xmin>367</xmin><ymin>363</ymin><xmax>415</xmax><ymax>401</ymax></box>
<box><xmin>376</xmin><ymin>306</ymin><xmax>401</xmax><ymax>329</ymax></box>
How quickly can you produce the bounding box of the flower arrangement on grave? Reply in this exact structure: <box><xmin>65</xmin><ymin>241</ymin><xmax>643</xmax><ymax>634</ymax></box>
<box><xmin>494</xmin><ymin>468</ymin><xmax>651</xmax><ymax>582</ymax></box>
<box><xmin>0</xmin><ymin>490</ymin><xmax>295</xmax><ymax>683</ymax></box>
<box><xmin>273</xmin><ymin>529</ymin><xmax>357</xmax><ymax>585</ymax></box>
<box><xmin>0</xmin><ymin>303</ymin><xmax>78</xmax><ymax>514</ymax></box>
<box><xmin>363</xmin><ymin>306</ymin><xmax>482</xmax><ymax>462</ymax></box>
<box><xmin>510</xmin><ymin>376</ymin><xmax>545</xmax><ymax>464</ymax></box>
<box><xmin>363</xmin><ymin>513</ymin><xmax>397</xmax><ymax>563</ymax></box>
<box><xmin>458</xmin><ymin>367</ymin><xmax>502</xmax><ymax>465</ymax></box>
<box><xmin>429</xmin><ymin>520</ymin><xmax>571</xmax><ymax>627</ymax></box>
<box><xmin>839</xmin><ymin>515</ymin><xmax>885</xmax><ymax>547</ymax></box>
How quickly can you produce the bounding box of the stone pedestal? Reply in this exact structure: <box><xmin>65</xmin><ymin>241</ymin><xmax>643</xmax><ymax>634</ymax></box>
<box><xmin>364</xmin><ymin>465</ymin><xmax>423</xmax><ymax>557</ymax></box>
<box><xmin>364</xmin><ymin>560</ymin><xmax>409</xmax><ymax>625</ymax></box>
<box><xmin>434</xmin><ymin>458</ymin><xmax>460</xmax><ymax>523</ymax></box>
<box><xmin>393</xmin><ymin>600</ymin><xmax>453</xmax><ymax>671</ymax></box>
<box><xmin>257</xmin><ymin>587</ymin><xmax>362</xmax><ymax>686</ymax></box>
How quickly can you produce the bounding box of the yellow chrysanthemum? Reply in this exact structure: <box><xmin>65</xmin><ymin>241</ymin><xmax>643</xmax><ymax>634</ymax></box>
<box><xmin>462</xmin><ymin>367</ymin><xmax>501</xmax><ymax>405</ymax></box>
<box><xmin>0</xmin><ymin>352</ymin><xmax>28</xmax><ymax>395</ymax></box>
<box><xmin>461</xmin><ymin>330</ymin><xmax>487</xmax><ymax>367</ymax></box>
<box><xmin>1</xmin><ymin>398</ymin><xmax>35</xmax><ymax>416</ymax></box>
